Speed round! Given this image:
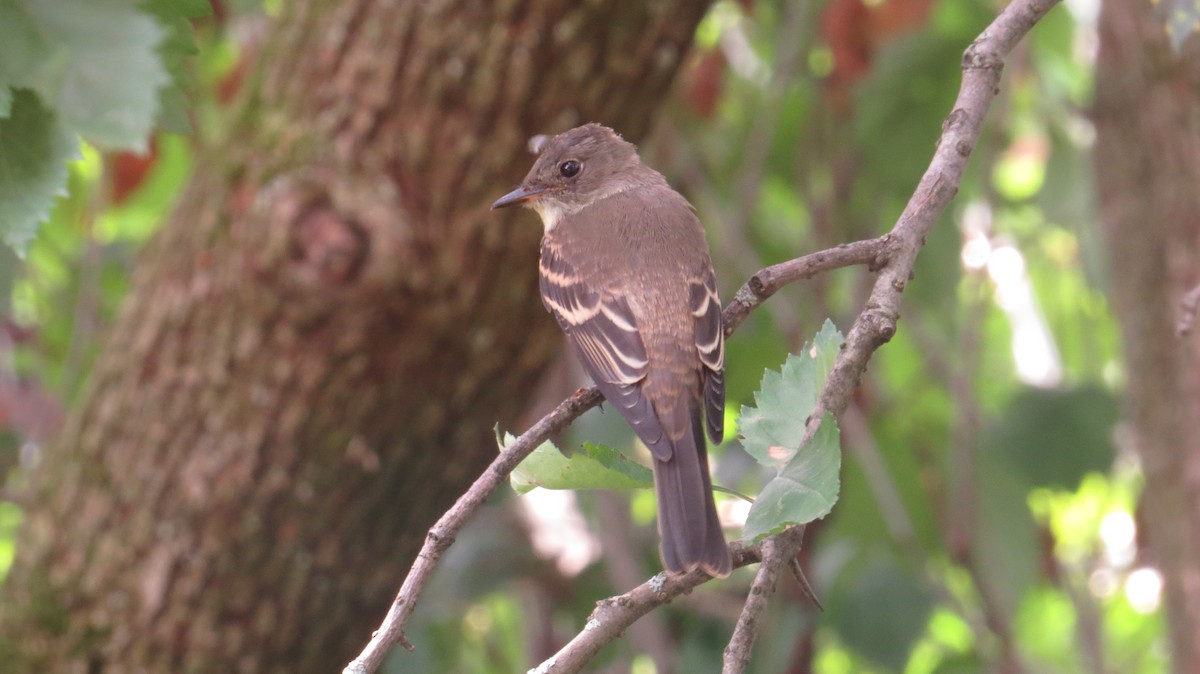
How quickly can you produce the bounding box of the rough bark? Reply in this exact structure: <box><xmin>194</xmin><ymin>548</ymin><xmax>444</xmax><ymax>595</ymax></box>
<box><xmin>0</xmin><ymin>1</ymin><xmax>709</xmax><ymax>671</ymax></box>
<box><xmin>1093</xmin><ymin>5</ymin><xmax>1200</xmax><ymax>672</ymax></box>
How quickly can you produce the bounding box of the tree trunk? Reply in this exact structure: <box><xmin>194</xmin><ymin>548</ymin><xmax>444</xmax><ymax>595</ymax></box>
<box><xmin>1094</xmin><ymin>4</ymin><xmax>1200</xmax><ymax>672</ymax></box>
<box><xmin>0</xmin><ymin>1</ymin><xmax>709</xmax><ymax>671</ymax></box>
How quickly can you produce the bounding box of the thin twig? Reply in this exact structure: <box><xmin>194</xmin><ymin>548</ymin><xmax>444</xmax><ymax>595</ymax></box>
<box><xmin>805</xmin><ymin>0</ymin><xmax>1059</xmax><ymax>436</ymax></box>
<box><xmin>723</xmin><ymin>236</ymin><xmax>890</xmax><ymax>334</ymax></box>
<box><xmin>787</xmin><ymin>557</ymin><xmax>823</xmax><ymax>612</ymax></box>
<box><xmin>721</xmin><ymin>1</ymin><xmax>1058</xmax><ymax>670</ymax></box>
<box><xmin>530</xmin><ymin>542</ymin><xmax>763</xmax><ymax>674</ymax></box>
<box><xmin>780</xmin><ymin>1</ymin><xmax>1058</xmax><ymax>664</ymax></box>
<box><xmin>342</xmin><ymin>387</ymin><xmax>602</xmax><ymax>673</ymax></box>
<box><xmin>722</xmin><ymin>526</ymin><xmax>806</xmax><ymax>674</ymax></box>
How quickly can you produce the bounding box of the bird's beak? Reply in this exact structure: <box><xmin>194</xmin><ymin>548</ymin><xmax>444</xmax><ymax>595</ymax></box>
<box><xmin>491</xmin><ymin>185</ymin><xmax>546</xmax><ymax>210</ymax></box>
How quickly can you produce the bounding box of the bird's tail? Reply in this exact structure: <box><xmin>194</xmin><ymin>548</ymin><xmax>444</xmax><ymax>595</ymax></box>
<box><xmin>652</xmin><ymin>402</ymin><xmax>731</xmax><ymax>578</ymax></box>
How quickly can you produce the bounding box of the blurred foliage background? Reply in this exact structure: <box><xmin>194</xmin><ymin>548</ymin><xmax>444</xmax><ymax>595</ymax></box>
<box><xmin>0</xmin><ymin>0</ymin><xmax>1187</xmax><ymax>672</ymax></box>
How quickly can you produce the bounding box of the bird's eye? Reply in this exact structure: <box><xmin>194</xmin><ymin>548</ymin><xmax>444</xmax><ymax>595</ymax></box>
<box><xmin>559</xmin><ymin>160</ymin><xmax>582</xmax><ymax>178</ymax></box>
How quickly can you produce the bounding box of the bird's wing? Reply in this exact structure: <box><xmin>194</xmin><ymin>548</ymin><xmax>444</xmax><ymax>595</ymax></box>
<box><xmin>689</xmin><ymin>268</ymin><xmax>725</xmax><ymax>444</ymax></box>
<box><xmin>539</xmin><ymin>242</ymin><xmax>668</xmax><ymax>453</ymax></box>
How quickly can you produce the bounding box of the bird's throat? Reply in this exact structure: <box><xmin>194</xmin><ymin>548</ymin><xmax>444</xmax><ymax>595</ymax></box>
<box><xmin>532</xmin><ymin>199</ymin><xmax>566</xmax><ymax>233</ymax></box>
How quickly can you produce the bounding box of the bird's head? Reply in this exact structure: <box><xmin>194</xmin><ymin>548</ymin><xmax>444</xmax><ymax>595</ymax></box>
<box><xmin>491</xmin><ymin>123</ymin><xmax>642</xmax><ymax>229</ymax></box>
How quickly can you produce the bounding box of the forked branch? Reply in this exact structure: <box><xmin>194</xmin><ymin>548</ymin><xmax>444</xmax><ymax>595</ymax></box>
<box><xmin>344</xmin><ymin>0</ymin><xmax>1060</xmax><ymax>670</ymax></box>
<box><xmin>342</xmin><ymin>235</ymin><xmax>887</xmax><ymax>674</ymax></box>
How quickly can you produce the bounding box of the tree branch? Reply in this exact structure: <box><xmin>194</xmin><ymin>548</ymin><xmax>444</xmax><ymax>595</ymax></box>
<box><xmin>593</xmin><ymin>492</ymin><xmax>677</xmax><ymax>672</ymax></box>
<box><xmin>342</xmin><ymin>232</ymin><xmax>879</xmax><ymax>674</ymax></box>
<box><xmin>531</xmin><ymin>542</ymin><xmax>764</xmax><ymax>674</ymax></box>
<box><xmin>342</xmin><ymin>387</ymin><xmax>602</xmax><ymax>674</ymax></box>
<box><xmin>722</xmin><ymin>526</ymin><xmax>806</xmax><ymax>674</ymax></box>
<box><xmin>806</xmin><ymin>0</ymin><xmax>1059</xmax><ymax>433</ymax></box>
<box><xmin>344</xmin><ymin>1</ymin><xmax>1059</xmax><ymax>671</ymax></box>
<box><xmin>722</xmin><ymin>236</ymin><xmax>890</xmax><ymax>334</ymax></box>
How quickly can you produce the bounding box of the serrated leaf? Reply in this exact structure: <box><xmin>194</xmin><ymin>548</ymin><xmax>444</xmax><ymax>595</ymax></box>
<box><xmin>743</xmin><ymin>413</ymin><xmax>841</xmax><ymax>542</ymax></box>
<box><xmin>738</xmin><ymin>319</ymin><xmax>843</xmax><ymax>469</ymax></box>
<box><xmin>0</xmin><ymin>0</ymin><xmax>169</xmax><ymax>151</ymax></box>
<box><xmin>0</xmin><ymin>90</ymin><xmax>79</xmax><ymax>256</ymax></box>
<box><xmin>0</xmin><ymin>1</ymin><xmax>55</xmax><ymax>93</ymax></box>
<box><xmin>141</xmin><ymin>0</ymin><xmax>210</xmax><ymax>136</ymax></box>
<box><xmin>507</xmin><ymin>435</ymin><xmax>653</xmax><ymax>495</ymax></box>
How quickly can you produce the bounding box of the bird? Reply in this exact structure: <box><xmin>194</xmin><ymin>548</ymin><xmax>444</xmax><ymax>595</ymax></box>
<box><xmin>492</xmin><ymin>123</ymin><xmax>731</xmax><ymax>577</ymax></box>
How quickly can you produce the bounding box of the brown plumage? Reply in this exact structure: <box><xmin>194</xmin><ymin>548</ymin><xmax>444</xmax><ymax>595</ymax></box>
<box><xmin>492</xmin><ymin>123</ymin><xmax>730</xmax><ymax>577</ymax></box>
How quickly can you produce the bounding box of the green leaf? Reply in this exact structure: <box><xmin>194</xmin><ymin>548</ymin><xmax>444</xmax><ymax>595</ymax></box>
<box><xmin>928</xmin><ymin>652</ymin><xmax>986</xmax><ymax>674</ymax></box>
<box><xmin>826</xmin><ymin>550</ymin><xmax>934</xmax><ymax>672</ymax></box>
<box><xmin>743</xmin><ymin>413</ymin><xmax>841</xmax><ymax>542</ymax></box>
<box><xmin>507</xmin><ymin>436</ymin><xmax>653</xmax><ymax>495</ymax></box>
<box><xmin>0</xmin><ymin>90</ymin><xmax>79</xmax><ymax>256</ymax></box>
<box><xmin>142</xmin><ymin>0</ymin><xmax>211</xmax><ymax>18</ymax></box>
<box><xmin>738</xmin><ymin>318</ymin><xmax>843</xmax><ymax>469</ymax></box>
<box><xmin>0</xmin><ymin>88</ymin><xmax>11</xmax><ymax>118</ymax></box>
<box><xmin>140</xmin><ymin>0</ymin><xmax>211</xmax><ymax>135</ymax></box>
<box><xmin>0</xmin><ymin>0</ymin><xmax>55</xmax><ymax>93</ymax></box>
<box><xmin>0</xmin><ymin>502</ymin><xmax>22</xmax><ymax>581</ymax></box>
<box><xmin>0</xmin><ymin>244</ymin><xmax>19</xmax><ymax>313</ymax></box>
<box><xmin>986</xmin><ymin>385</ymin><xmax>1118</xmax><ymax>491</ymax></box>
<box><xmin>971</xmin><ymin>449</ymin><xmax>1038</xmax><ymax>622</ymax></box>
<box><xmin>0</xmin><ymin>0</ymin><xmax>169</xmax><ymax>151</ymax></box>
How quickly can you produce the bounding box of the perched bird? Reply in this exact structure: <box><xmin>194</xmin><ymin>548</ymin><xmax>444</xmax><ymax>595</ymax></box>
<box><xmin>492</xmin><ymin>123</ymin><xmax>731</xmax><ymax>577</ymax></box>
